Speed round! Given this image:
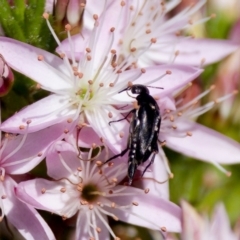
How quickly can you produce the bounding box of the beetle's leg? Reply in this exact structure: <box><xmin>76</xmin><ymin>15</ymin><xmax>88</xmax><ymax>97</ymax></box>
<box><xmin>104</xmin><ymin>147</ymin><xmax>129</xmax><ymax>164</ymax></box>
<box><xmin>141</xmin><ymin>152</ymin><xmax>157</xmax><ymax>176</ymax></box>
<box><xmin>108</xmin><ymin>110</ymin><xmax>133</xmax><ymax>126</ymax></box>
<box><xmin>128</xmin><ymin>160</ymin><xmax>138</xmax><ymax>185</ymax></box>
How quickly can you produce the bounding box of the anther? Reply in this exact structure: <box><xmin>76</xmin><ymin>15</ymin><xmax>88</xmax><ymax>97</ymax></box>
<box><xmin>119</xmin><ymin>132</ymin><xmax>124</xmax><ymax>138</ymax></box>
<box><xmin>0</xmin><ymin>176</ymin><xmax>4</xmax><ymax>181</ymax></box>
<box><xmin>112</xmin><ymin>215</ymin><xmax>119</xmax><ymax>221</ymax></box>
<box><xmin>141</xmin><ymin>68</ymin><xmax>146</xmax><ymax>73</ymax></box>
<box><xmin>109</xmin><ymin>190</ymin><xmax>113</xmax><ymax>194</ymax></box>
<box><xmin>60</xmin><ymin>188</ymin><xmax>66</xmax><ymax>193</ymax></box>
<box><xmin>120</xmin><ymin>1</ymin><xmax>125</xmax><ymax>6</ymax></box>
<box><xmin>41</xmin><ymin>188</ymin><xmax>46</xmax><ymax>194</ymax></box>
<box><xmin>37</xmin><ymin>152</ymin><xmax>43</xmax><ymax>157</ymax></box>
<box><xmin>166</xmin><ymin>70</ymin><xmax>172</xmax><ymax>75</ymax></box>
<box><xmin>130</xmin><ymin>47</ymin><xmax>136</xmax><ymax>52</ymax></box>
<box><xmin>96</xmin><ymin>227</ymin><xmax>101</xmax><ymax>233</ymax></box>
<box><xmin>144</xmin><ymin>188</ymin><xmax>150</xmax><ymax>194</ymax></box>
<box><xmin>110</xmin><ymin>27</ymin><xmax>115</xmax><ymax>32</ymax></box>
<box><xmin>96</xmin><ymin>161</ymin><xmax>102</xmax><ymax>167</ymax></box>
<box><xmin>19</xmin><ymin>125</ymin><xmax>25</xmax><ymax>130</ymax></box>
<box><xmin>146</xmin><ymin>29</ymin><xmax>151</xmax><ymax>34</ymax></box>
<box><xmin>210</xmin><ymin>13</ymin><xmax>216</xmax><ymax>18</ymax></box>
<box><xmin>87</xmin><ymin>55</ymin><xmax>92</xmax><ymax>61</ymax></box>
<box><xmin>109</xmin><ymin>83</ymin><xmax>114</xmax><ymax>87</ymax></box>
<box><xmin>59</xmin><ymin>53</ymin><xmax>65</xmax><ymax>58</ymax></box>
<box><xmin>86</xmin><ymin>47</ymin><xmax>91</xmax><ymax>53</ymax></box>
<box><xmin>64</xmin><ymin>129</ymin><xmax>69</xmax><ymax>134</ymax></box>
<box><xmin>67</xmin><ymin>118</ymin><xmax>73</xmax><ymax>123</ymax></box>
<box><xmin>188</xmin><ymin>19</ymin><xmax>193</xmax><ymax>25</ymax></box>
<box><xmin>169</xmin><ymin>115</ymin><xmax>174</xmax><ymax>122</ymax></box>
<box><xmin>88</xmin><ymin>80</ymin><xmax>93</xmax><ymax>85</ymax></box>
<box><xmin>89</xmin><ymin>204</ymin><xmax>94</xmax><ymax>210</ymax></box>
<box><xmin>107</xmin><ymin>161</ymin><xmax>113</xmax><ymax>167</ymax></box>
<box><xmin>111</xmin><ymin>49</ymin><xmax>116</xmax><ymax>54</ymax></box>
<box><xmin>116</xmin><ymin>69</ymin><xmax>122</xmax><ymax>74</ymax></box>
<box><xmin>111</xmin><ymin>202</ymin><xmax>116</xmax><ymax>208</ymax></box>
<box><xmin>77</xmin><ymin>167</ymin><xmax>82</xmax><ymax>172</ymax></box>
<box><xmin>172</xmin><ymin>125</ymin><xmax>177</xmax><ymax>129</ymax></box>
<box><xmin>186</xmin><ymin>132</ymin><xmax>192</xmax><ymax>136</ymax></box>
<box><xmin>37</xmin><ymin>55</ymin><xmax>44</xmax><ymax>61</ymax></box>
<box><xmin>112</xmin><ymin>178</ymin><xmax>118</xmax><ymax>183</ymax></box>
<box><xmin>132</xmin><ymin>201</ymin><xmax>139</xmax><ymax>206</ymax></box>
<box><xmin>42</xmin><ymin>12</ymin><xmax>49</xmax><ymax>19</ymax></box>
<box><xmin>108</xmin><ymin>112</ymin><xmax>113</xmax><ymax>118</ymax></box>
<box><xmin>161</xmin><ymin>226</ymin><xmax>167</xmax><ymax>232</ymax></box>
<box><xmin>1</xmin><ymin>195</ymin><xmax>7</xmax><ymax>199</ymax></box>
<box><xmin>99</xmin><ymin>83</ymin><xmax>104</xmax><ymax>87</ymax></box>
<box><xmin>151</xmin><ymin>38</ymin><xmax>157</xmax><ymax>43</ymax></box>
<box><xmin>78</xmin><ymin>72</ymin><xmax>83</xmax><ymax>78</ymax></box>
<box><xmin>128</xmin><ymin>81</ymin><xmax>133</xmax><ymax>87</ymax></box>
<box><xmin>62</xmin><ymin>215</ymin><xmax>67</xmax><ymax>220</ymax></box>
<box><xmin>93</xmin><ymin>14</ymin><xmax>98</xmax><ymax>20</ymax></box>
<box><xmin>80</xmin><ymin>3</ymin><xmax>85</xmax><ymax>7</ymax></box>
<box><xmin>65</xmin><ymin>24</ymin><xmax>72</xmax><ymax>31</ymax></box>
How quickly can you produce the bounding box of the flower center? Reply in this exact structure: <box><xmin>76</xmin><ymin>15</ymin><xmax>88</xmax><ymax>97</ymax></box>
<box><xmin>81</xmin><ymin>182</ymin><xmax>100</xmax><ymax>203</ymax></box>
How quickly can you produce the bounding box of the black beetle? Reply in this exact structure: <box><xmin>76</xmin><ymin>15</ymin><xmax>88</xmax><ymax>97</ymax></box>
<box><xmin>105</xmin><ymin>84</ymin><xmax>161</xmax><ymax>185</ymax></box>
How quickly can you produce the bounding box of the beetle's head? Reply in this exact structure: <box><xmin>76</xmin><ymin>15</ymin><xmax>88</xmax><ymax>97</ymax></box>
<box><xmin>119</xmin><ymin>84</ymin><xmax>149</xmax><ymax>95</ymax></box>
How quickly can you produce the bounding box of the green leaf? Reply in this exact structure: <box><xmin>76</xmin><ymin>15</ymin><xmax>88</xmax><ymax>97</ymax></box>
<box><xmin>0</xmin><ymin>0</ymin><xmax>25</xmax><ymax>41</ymax></box>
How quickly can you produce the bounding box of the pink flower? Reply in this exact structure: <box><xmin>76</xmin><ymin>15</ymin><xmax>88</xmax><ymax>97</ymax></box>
<box><xmin>16</xmin><ymin>137</ymin><xmax>182</xmax><ymax>240</ymax></box>
<box><xmin>0</xmin><ymin>18</ymin><xmax>202</xmax><ymax>156</ymax></box>
<box><xmin>0</xmin><ymin>124</ymin><xmax>66</xmax><ymax>239</ymax></box>
<box><xmin>66</xmin><ymin>0</ymin><xmax>239</xmax><ymax>67</ymax></box>
<box><xmin>179</xmin><ymin>201</ymin><xmax>238</xmax><ymax>240</ymax></box>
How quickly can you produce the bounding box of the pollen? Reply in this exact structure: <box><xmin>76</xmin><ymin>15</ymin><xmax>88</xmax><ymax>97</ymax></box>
<box><xmin>37</xmin><ymin>152</ymin><xmax>43</xmax><ymax>157</ymax></box>
<box><xmin>144</xmin><ymin>188</ymin><xmax>150</xmax><ymax>194</ymax></box>
<box><xmin>19</xmin><ymin>125</ymin><xmax>25</xmax><ymax>130</ymax></box>
<box><xmin>161</xmin><ymin>226</ymin><xmax>167</xmax><ymax>232</ymax></box>
<box><xmin>151</xmin><ymin>38</ymin><xmax>157</xmax><ymax>43</ymax></box>
<box><xmin>65</xmin><ymin>24</ymin><xmax>72</xmax><ymax>31</ymax></box>
<box><xmin>42</xmin><ymin>12</ymin><xmax>49</xmax><ymax>19</ymax></box>
<box><xmin>93</xmin><ymin>14</ymin><xmax>98</xmax><ymax>20</ymax></box>
<box><xmin>120</xmin><ymin>1</ymin><xmax>126</xmax><ymax>7</ymax></box>
<box><xmin>132</xmin><ymin>201</ymin><xmax>139</xmax><ymax>206</ymax></box>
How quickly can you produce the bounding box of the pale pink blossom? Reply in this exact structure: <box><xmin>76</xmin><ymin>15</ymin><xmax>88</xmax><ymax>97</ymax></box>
<box><xmin>179</xmin><ymin>201</ymin><xmax>238</xmax><ymax>240</ymax></box>
<box><xmin>0</xmin><ymin>22</ymin><xmax>202</xmax><ymax>157</ymax></box>
<box><xmin>0</xmin><ymin>124</ymin><xmax>67</xmax><ymax>239</ymax></box>
<box><xmin>66</xmin><ymin>0</ymin><xmax>239</xmax><ymax>67</ymax></box>
<box><xmin>16</xmin><ymin>138</ymin><xmax>182</xmax><ymax>240</ymax></box>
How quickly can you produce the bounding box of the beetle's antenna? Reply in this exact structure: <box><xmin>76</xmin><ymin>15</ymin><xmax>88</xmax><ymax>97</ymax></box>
<box><xmin>146</xmin><ymin>86</ymin><xmax>164</xmax><ymax>90</ymax></box>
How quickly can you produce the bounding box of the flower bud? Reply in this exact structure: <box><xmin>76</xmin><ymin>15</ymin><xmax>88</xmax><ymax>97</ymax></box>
<box><xmin>0</xmin><ymin>55</ymin><xmax>14</xmax><ymax>97</ymax></box>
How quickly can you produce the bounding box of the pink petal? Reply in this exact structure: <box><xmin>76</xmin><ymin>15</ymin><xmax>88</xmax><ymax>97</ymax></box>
<box><xmin>164</xmin><ymin>120</ymin><xmax>240</xmax><ymax>164</ymax></box>
<box><xmin>16</xmin><ymin>178</ymin><xmax>78</xmax><ymax>216</ymax></box>
<box><xmin>1</xmin><ymin>94</ymin><xmax>75</xmax><ymax>133</ymax></box>
<box><xmin>211</xmin><ymin>203</ymin><xmax>237</xmax><ymax>240</ymax></box>
<box><xmin>181</xmin><ymin>200</ymin><xmax>205</xmax><ymax>240</ymax></box>
<box><xmin>4</xmin><ymin>176</ymin><xmax>55</xmax><ymax>240</ymax></box>
<box><xmin>110</xmin><ymin>186</ymin><xmax>181</xmax><ymax>232</ymax></box>
<box><xmin>146</xmin><ymin>37</ymin><xmax>239</xmax><ymax>66</ymax></box>
<box><xmin>133</xmin><ymin>65</ymin><xmax>203</xmax><ymax>97</ymax></box>
<box><xmin>113</xmin><ymin>65</ymin><xmax>203</xmax><ymax>102</ymax></box>
<box><xmin>46</xmin><ymin>141</ymin><xmax>80</xmax><ymax>179</ymax></box>
<box><xmin>75</xmin><ymin>210</ymin><xmax>110</xmax><ymax>240</ymax></box>
<box><xmin>2</xmin><ymin>122</ymin><xmax>68</xmax><ymax>174</ymax></box>
<box><xmin>0</xmin><ymin>37</ymin><xmax>71</xmax><ymax>90</ymax></box>
<box><xmin>85</xmin><ymin>107</ymin><xmax>129</xmax><ymax>154</ymax></box>
<box><xmin>132</xmin><ymin>150</ymin><xmax>169</xmax><ymax>199</ymax></box>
